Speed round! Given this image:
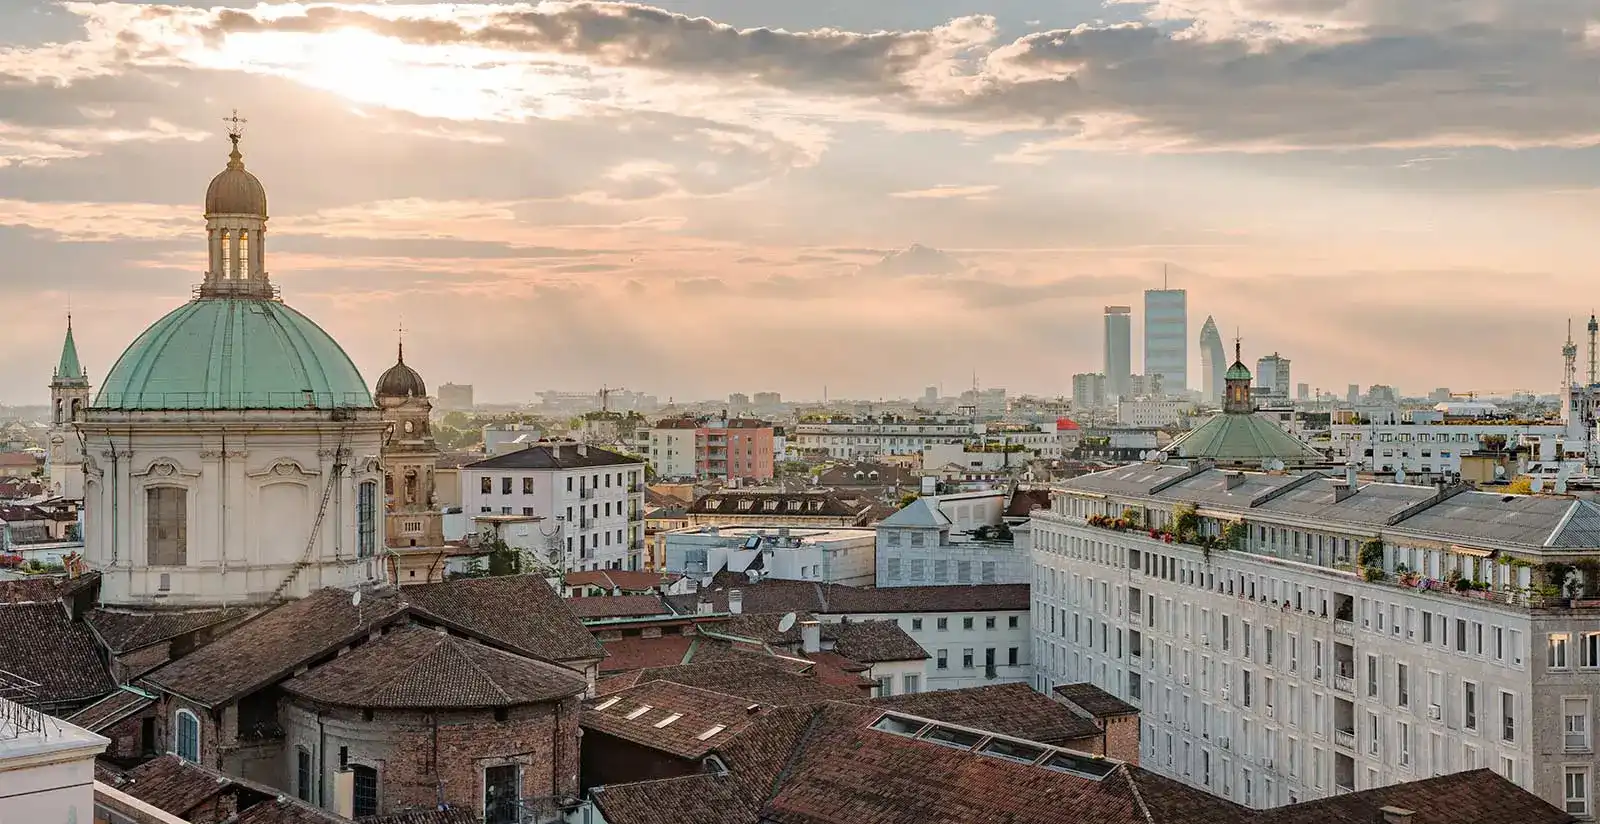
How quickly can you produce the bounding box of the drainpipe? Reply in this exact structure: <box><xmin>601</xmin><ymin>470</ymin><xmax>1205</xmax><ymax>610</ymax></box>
<box><xmin>317</xmin><ymin>710</ymin><xmax>327</xmax><ymax>808</ymax></box>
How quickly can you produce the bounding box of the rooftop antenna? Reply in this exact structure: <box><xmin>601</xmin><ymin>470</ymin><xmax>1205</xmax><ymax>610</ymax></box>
<box><xmin>1564</xmin><ymin>318</ymin><xmax>1578</xmax><ymax>391</ymax></box>
<box><xmin>1164</xmin><ymin>264</ymin><xmax>1169</xmax><ymax>290</ymax></box>
<box><xmin>1587</xmin><ymin>314</ymin><xmax>1597</xmax><ymax>387</ymax></box>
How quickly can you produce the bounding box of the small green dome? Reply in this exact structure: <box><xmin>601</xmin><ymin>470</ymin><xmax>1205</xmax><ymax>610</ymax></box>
<box><xmin>94</xmin><ymin>299</ymin><xmax>373</xmax><ymax>411</ymax></box>
<box><xmin>1225</xmin><ymin>361</ymin><xmax>1253</xmax><ymax>381</ymax></box>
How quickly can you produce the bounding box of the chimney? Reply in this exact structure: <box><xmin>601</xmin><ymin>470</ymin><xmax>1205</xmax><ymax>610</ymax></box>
<box><xmin>728</xmin><ymin>589</ymin><xmax>743</xmax><ymax>615</ymax></box>
<box><xmin>577</xmin><ymin>442</ymin><xmax>588</xmax><ymax>457</ymax></box>
<box><xmin>697</xmin><ymin>599</ymin><xmax>713</xmax><ymax>616</ymax></box>
<box><xmin>1333</xmin><ymin>481</ymin><xmax>1356</xmax><ymax>503</ymax></box>
<box><xmin>333</xmin><ymin>768</ymin><xmax>355</xmax><ymax>820</ymax></box>
<box><xmin>1223</xmin><ymin>472</ymin><xmax>1245</xmax><ymax>491</ymax></box>
<box><xmin>1346</xmin><ymin>462</ymin><xmax>1359</xmax><ymax>488</ymax></box>
<box><xmin>1379</xmin><ymin>806</ymin><xmax>1415</xmax><ymax>824</ymax></box>
<box><xmin>800</xmin><ymin>620</ymin><xmax>821</xmax><ymax>654</ymax></box>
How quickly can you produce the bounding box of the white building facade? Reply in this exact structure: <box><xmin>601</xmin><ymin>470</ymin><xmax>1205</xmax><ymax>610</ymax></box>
<box><xmin>460</xmin><ymin>443</ymin><xmax>646</xmax><ymax>572</ymax></box>
<box><xmin>663</xmin><ymin>526</ymin><xmax>876</xmax><ymax>586</ymax></box>
<box><xmin>1330</xmin><ymin>422</ymin><xmax>1565</xmax><ymax>480</ymax></box>
<box><xmin>1118</xmin><ymin>399</ymin><xmax>1197</xmax><ymax>428</ymax></box>
<box><xmin>1030</xmin><ymin>462</ymin><xmax>1600</xmax><ymax>815</ymax></box>
<box><xmin>791</xmin><ymin>416</ymin><xmax>977</xmax><ymax>459</ymax></box>
<box><xmin>875</xmin><ymin>495</ymin><xmax>1030</xmax><ymax>588</ymax></box>
<box><xmin>819</xmin><ymin>594</ymin><xmax>1032</xmax><ymax>691</ymax></box>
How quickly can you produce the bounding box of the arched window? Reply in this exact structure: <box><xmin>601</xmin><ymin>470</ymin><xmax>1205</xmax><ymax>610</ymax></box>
<box><xmin>174</xmin><ymin>709</ymin><xmax>200</xmax><ymax>762</ymax></box>
<box><xmin>358</xmin><ymin>481</ymin><xmax>377</xmax><ymax>558</ymax></box>
<box><xmin>53</xmin><ymin>399</ymin><xmax>62</xmax><ymax>425</ymax></box>
<box><xmin>147</xmin><ymin>487</ymin><xmax>188</xmax><ymax>566</ymax></box>
<box><xmin>70</xmin><ymin>398</ymin><xmax>81</xmax><ymax>420</ymax></box>
<box><xmin>238</xmin><ymin>230</ymin><xmax>250</xmax><ymax>280</ymax></box>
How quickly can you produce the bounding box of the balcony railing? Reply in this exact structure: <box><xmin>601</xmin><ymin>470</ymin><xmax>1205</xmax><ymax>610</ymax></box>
<box><xmin>1334</xmin><ymin>619</ymin><xmax>1353</xmax><ymax>639</ymax></box>
<box><xmin>1333</xmin><ymin>674</ymin><xmax>1354</xmax><ymax>694</ymax></box>
<box><xmin>579</xmin><ymin>518</ymin><xmax>595</xmax><ymax>530</ymax></box>
<box><xmin>1335</xmin><ymin>782</ymin><xmax>1354</xmax><ymax>794</ymax></box>
<box><xmin>579</xmin><ymin>488</ymin><xmax>595</xmax><ymax>500</ymax></box>
<box><xmin>1334</xmin><ymin>729</ymin><xmax>1355</xmax><ymax>750</ymax></box>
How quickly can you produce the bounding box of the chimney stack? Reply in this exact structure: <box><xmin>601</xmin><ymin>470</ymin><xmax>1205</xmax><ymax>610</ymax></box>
<box><xmin>800</xmin><ymin>620</ymin><xmax>821</xmax><ymax>654</ymax></box>
<box><xmin>697</xmin><ymin>599</ymin><xmax>713</xmax><ymax>616</ymax></box>
<box><xmin>1379</xmin><ymin>806</ymin><xmax>1415</xmax><ymax>824</ymax></box>
<box><xmin>1224</xmin><ymin>472</ymin><xmax>1245</xmax><ymax>491</ymax></box>
<box><xmin>728</xmin><ymin>589</ymin><xmax>743</xmax><ymax>615</ymax></box>
<box><xmin>1346</xmin><ymin>462</ymin><xmax>1359</xmax><ymax>488</ymax></box>
<box><xmin>333</xmin><ymin>769</ymin><xmax>355</xmax><ymax>820</ymax></box>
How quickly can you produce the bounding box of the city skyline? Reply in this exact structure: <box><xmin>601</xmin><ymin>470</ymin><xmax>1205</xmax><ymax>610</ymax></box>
<box><xmin>3</xmin><ymin>0</ymin><xmax>1596</xmax><ymax>402</ymax></box>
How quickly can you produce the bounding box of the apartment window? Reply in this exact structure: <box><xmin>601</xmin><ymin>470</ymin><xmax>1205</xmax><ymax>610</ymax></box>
<box><xmin>174</xmin><ymin>709</ymin><xmax>200</xmax><ymax>763</ymax></box>
<box><xmin>501</xmin><ymin>477</ymin><xmax>512</xmax><ymax>494</ymax></box>
<box><xmin>874</xmin><ymin>676</ymin><xmax>893</xmax><ymax>697</ymax></box>
<box><xmin>886</xmin><ymin>532</ymin><xmax>901</xmax><ymax>547</ymax></box>
<box><xmin>1243</xmin><ymin>670</ymin><xmax>1253</xmax><ymax>708</ymax></box>
<box><xmin>957</xmin><ymin>560</ymin><xmax>972</xmax><ymax>582</ymax></box>
<box><xmin>903</xmin><ymin>673</ymin><xmax>920</xmax><ymax>693</ymax></box>
<box><xmin>484</xmin><ymin>764</ymin><xmax>520</xmax><ymax>824</ymax></box>
<box><xmin>1464</xmin><ymin>682</ymin><xmax>1478</xmax><ymax>731</ymax></box>
<box><xmin>1368</xmin><ymin>712</ymin><xmax>1381</xmax><ymax>756</ymax></box>
<box><xmin>1551</xmin><ymin>634</ymin><xmax>1572</xmax><ymax>669</ymax></box>
<box><xmin>982</xmin><ymin>561</ymin><xmax>997</xmax><ymax>583</ymax></box>
<box><xmin>937</xmin><ymin>617</ymin><xmax>948</xmax><ymax>631</ymax></box>
<box><xmin>1008</xmin><ymin>647</ymin><xmax>1019</xmax><ymax>666</ymax></box>
<box><xmin>357</xmin><ymin>481</ymin><xmax>377</xmax><ymax>558</ymax></box>
<box><xmin>352</xmin><ymin>764</ymin><xmax>378</xmax><ymax>818</ymax></box>
<box><xmin>566</xmin><ymin>477</ymin><xmax>573</xmax><ymax>492</ymax></box>
<box><xmin>147</xmin><ymin>487</ymin><xmax>188</xmax><ymax>566</ymax></box>
<box><xmin>911</xmin><ymin>618</ymin><xmax>923</xmax><ymax>631</ymax></box>
<box><xmin>1397</xmin><ymin>721</ymin><xmax>1411</xmax><ymax>768</ymax></box>
<box><xmin>1422</xmin><ymin>611</ymin><xmax>1433</xmax><ymax>643</ymax></box>
<box><xmin>1456</xmin><ymin>619</ymin><xmax>1468</xmax><ymax>653</ymax></box>
<box><xmin>937</xmin><ymin>650</ymin><xmax>948</xmax><ymax>670</ymax></box>
<box><xmin>1567</xmin><ymin>767</ymin><xmax>1592</xmax><ymax>817</ymax></box>
<box><xmin>1008</xmin><ymin>616</ymin><xmax>1019</xmax><ymax>629</ymax></box>
<box><xmin>963</xmin><ymin>617</ymin><xmax>975</xmax><ymax>631</ymax></box>
<box><xmin>1501</xmin><ymin>691</ymin><xmax>1516</xmax><ymax>743</ymax></box>
<box><xmin>1565</xmin><ymin>698</ymin><xmax>1591</xmax><ymax>752</ymax></box>
<box><xmin>521</xmin><ymin>477</ymin><xmax>534</xmax><ymax>494</ymax></box>
<box><xmin>887</xmin><ymin>559</ymin><xmax>902</xmax><ymax>581</ymax></box>
<box><xmin>481</xmin><ymin>477</ymin><xmax>492</xmax><ymax>494</ymax></box>
<box><xmin>1397</xmin><ymin>663</ymin><xmax>1410</xmax><ymax>708</ymax></box>
<box><xmin>962</xmin><ymin>648</ymin><xmax>975</xmax><ymax>669</ymax></box>
<box><xmin>1366</xmin><ymin>654</ymin><xmax>1379</xmax><ymax>699</ymax></box>
<box><xmin>1583</xmin><ymin>633</ymin><xmax>1600</xmax><ymax>669</ymax></box>
<box><xmin>985</xmin><ymin>616</ymin><xmax>996</xmax><ymax>630</ymax></box>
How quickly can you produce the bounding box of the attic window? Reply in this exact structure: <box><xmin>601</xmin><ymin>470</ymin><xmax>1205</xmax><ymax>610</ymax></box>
<box><xmin>763</xmin><ymin>500</ymin><xmax>778</xmax><ymax>511</ymax></box>
<box><xmin>980</xmin><ymin>738</ymin><xmax>1046</xmax><ymax>764</ymax></box>
<box><xmin>705</xmin><ymin>499</ymin><xmax>721</xmax><ymax>509</ymax></box>
<box><xmin>737</xmin><ymin>500</ymin><xmax>754</xmax><ymax>511</ymax></box>
<box><xmin>654</xmin><ymin>713</ymin><xmax>683</xmax><ymax>728</ymax></box>
<box><xmin>788</xmin><ymin>501</ymin><xmax>802</xmax><ymax>512</ymax></box>
<box><xmin>593</xmin><ymin>697</ymin><xmax>621</xmax><ymax>712</ymax></box>
<box><xmin>870</xmin><ymin>714</ymin><xmax>928</xmax><ymax>737</ymax></box>
<box><xmin>1041</xmin><ymin>752</ymin><xmax>1116</xmax><ymax>780</ymax></box>
<box><xmin>625</xmin><ymin>705</ymin><xmax>653</xmax><ymax>720</ymax></box>
<box><xmin>697</xmin><ymin>724</ymin><xmax>727</xmax><ymax>741</ymax></box>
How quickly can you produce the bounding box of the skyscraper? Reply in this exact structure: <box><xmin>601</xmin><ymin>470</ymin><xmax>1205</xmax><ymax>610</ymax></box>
<box><xmin>1257</xmin><ymin>353</ymin><xmax>1292</xmax><ymax>398</ymax></box>
<box><xmin>1103</xmin><ymin>306</ymin><xmax>1131</xmax><ymax>401</ymax></box>
<box><xmin>1143</xmin><ymin>289</ymin><xmax>1187</xmax><ymax>394</ymax></box>
<box><xmin>1198</xmin><ymin>316</ymin><xmax>1225</xmax><ymax>405</ymax></box>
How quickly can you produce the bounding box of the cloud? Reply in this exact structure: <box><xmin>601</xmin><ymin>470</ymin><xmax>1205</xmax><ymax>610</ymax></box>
<box><xmin>889</xmin><ymin>184</ymin><xmax>998</xmax><ymax>200</ymax></box>
<box><xmin>861</xmin><ymin>243</ymin><xmax>966</xmax><ymax>275</ymax></box>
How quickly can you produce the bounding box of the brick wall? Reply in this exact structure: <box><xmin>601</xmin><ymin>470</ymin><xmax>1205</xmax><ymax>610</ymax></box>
<box><xmin>281</xmin><ymin>695</ymin><xmax>582</xmax><ymax>819</ymax></box>
<box><xmin>1103</xmin><ymin>715</ymin><xmax>1140</xmax><ymax>765</ymax></box>
<box><xmin>154</xmin><ymin>694</ymin><xmax>222</xmax><ymax>769</ymax></box>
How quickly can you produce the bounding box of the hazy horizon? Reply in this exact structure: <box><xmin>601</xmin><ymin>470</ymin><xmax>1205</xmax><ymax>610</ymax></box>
<box><xmin>3</xmin><ymin>0</ymin><xmax>1597</xmax><ymax>405</ymax></box>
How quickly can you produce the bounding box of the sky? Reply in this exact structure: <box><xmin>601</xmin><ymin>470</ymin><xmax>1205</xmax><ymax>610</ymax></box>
<box><xmin>2</xmin><ymin>0</ymin><xmax>1599</xmax><ymax>404</ymax></box>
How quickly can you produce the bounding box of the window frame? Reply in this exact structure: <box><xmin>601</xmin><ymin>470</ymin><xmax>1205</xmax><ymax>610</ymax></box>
<box><xmin>174</xmin><ymin>708</ymin><xmax>200</xmax><ymax>763</ymax></box>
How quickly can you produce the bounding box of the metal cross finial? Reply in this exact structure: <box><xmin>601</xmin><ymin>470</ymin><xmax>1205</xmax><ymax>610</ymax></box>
<box><xmin>396</xmin><ymin>318</ymin><xmax>407</xmax><ymax>362</ymax></box>
<box><xmin>224</xmin><ymin>109</ymin><xmax>248</xmax><ymax>140</ymax></box>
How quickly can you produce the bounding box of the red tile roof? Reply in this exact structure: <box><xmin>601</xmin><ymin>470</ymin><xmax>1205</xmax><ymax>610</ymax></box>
<box><xmin>600</xmin><ymin>634</ymin><xmax>696</xmax><ymax>673</ymax></box>
<box><xmin>566</xmin><ymin>569</ymin><xmax>683</xmax><ymax>592</ymax></box>
<box><xmin>568</xmin><ymin>595</ymin><xmax>673</xmax><ymax>620</ymax></box>
<box><xmin>583</xmin><ymin>680</ymin><xmax>765</xmax><ymax>760</ymax></box>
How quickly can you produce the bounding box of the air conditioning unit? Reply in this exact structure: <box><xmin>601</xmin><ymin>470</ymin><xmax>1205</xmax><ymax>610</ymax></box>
<box><xmin>1427</xmin><ymin>705</ymin><xmax>1442</xmax><ymax>721</ymax></box>
<box><xmin>1261</xmin><ymin>758</ymin><xmax>1274</xmax><ymax>770</ymax></box>
<box><xmin>1221</xmin><ymin>687</ymin><xmax>1232</xmax><ymax>700</ymax></box>
<box><xmin>1220</xmin><ymin>736</ymin><xmax>1231</xmax><ymax>750</ymax></box>
<box><xmin>1200</xmin><ymin>634</ymin><xmax>1210</xmax><ymax>647</ymax></box>
<box><xmin>1266</xmin><ymin>706</ymin><xmax>1276</xmax><ymax>719</ymax></box>
<box><xmin>1182</xmin><ymin>675</ymin><xmax>1192</xmax><ymax>686</ymax></box>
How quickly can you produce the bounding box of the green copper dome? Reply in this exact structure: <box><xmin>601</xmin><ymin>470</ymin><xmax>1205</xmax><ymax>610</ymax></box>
<box><xmin>1225</xmin><ymin>360</ymin><xmax>1253</xmax><ymax>381</ymax></box>
<box><xmin>94</xmin><ymin>299</ymin><xmax>373</xmax><ymax>411</ymax></box>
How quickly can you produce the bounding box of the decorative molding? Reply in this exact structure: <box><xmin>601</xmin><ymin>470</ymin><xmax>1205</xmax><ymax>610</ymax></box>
<box><xmin>199</xmin><ymin>449</ymin><xmax>249</xmax><ymax>459</ymax></box>
<box><xmin>132</xmin><ymin>457</ymin><xmax>200</xmax><ymax>479</ymax></box>
<box><xmin>99</xmin><ymin>449</ymin><xmax>134</xmax><ymax>460</ymax></box>
<box><xmin>247</xmin><ymin>458</ymin><xmax>319</xmax><ymax>480</ymax></box>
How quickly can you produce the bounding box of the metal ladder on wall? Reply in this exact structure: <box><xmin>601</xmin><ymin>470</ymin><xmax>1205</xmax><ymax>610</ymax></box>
<box><xmin>268</xmin><ymin>424</ymin><xmax>352</xmax><ymax>602</ymax></box>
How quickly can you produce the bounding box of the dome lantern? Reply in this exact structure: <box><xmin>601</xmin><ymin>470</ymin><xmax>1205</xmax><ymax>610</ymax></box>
<box><xmin>201</xmin><ymin>111</ymin><xmax>273</xmax><ymax>300</ymax></box>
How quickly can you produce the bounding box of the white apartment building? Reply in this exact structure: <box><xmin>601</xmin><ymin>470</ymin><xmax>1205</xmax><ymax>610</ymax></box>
<box><xmin>875</xmin><ymin>495</ymin><xmax>1031</xmax><ymax>587</ymax></box>
<box><xmin>1030</xmin><ymin>461</ymin><xmax>1600</xmax><ymax>815</ymax></box>
<box><xmin>813</xmin><ymin>587</ymin><xmax>1033</xmax><ymax>691</ymax></box>
<box><xmin>791</xmin><ymin>416</ymin><xmax>977</xmax><ymax>458</ymax></box>
<box><xmin>1331</xmin><ymin>421</ymin><xmax>1564</xmax><ymax>480</ymax></box>
<box><xmin>460</xmin><ymin>442</ymin><xmax>646</xmax><ymax>572</ymax></box>
<box><xmin>663</xmin><ymin>525</ymin><xmax>877</xmax><ymax>586</ymax></box>
<box><xmin>1118</xmin><ymin>399</ymin><xmax>1197</xmax><ymax>428</ymax></box>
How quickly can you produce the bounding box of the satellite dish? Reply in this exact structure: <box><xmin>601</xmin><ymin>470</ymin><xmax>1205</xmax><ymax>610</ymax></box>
<box><xmin>1531</xmin><ymin>477</ymin><xmax>1545</xmax><ymax>493</ymax></box>
<box><xmin>351</xmin><ymin>589</ymin><xmax>362</xmax><ymax>607</ymax></box>
<box><xmin>1494</xmin><ymin>466</ymin><xmax>1507</xmax><ymax>479</ymax></box>
<box><xmin>1269</xmin><ymin>459</ymin><xmax>1285</xmax><ymax>472</ymax></box>
<box><xmin>777</xmin><ymin>612</ymin><xmax>797</xmax><ymax>634</ymax></box>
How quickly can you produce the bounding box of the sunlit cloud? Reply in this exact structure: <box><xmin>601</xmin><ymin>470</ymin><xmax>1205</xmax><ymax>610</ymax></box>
<box><xmin>889</xmin><ymin>184</ymin><xmax>998</xmax><ymax>200</ymax></box>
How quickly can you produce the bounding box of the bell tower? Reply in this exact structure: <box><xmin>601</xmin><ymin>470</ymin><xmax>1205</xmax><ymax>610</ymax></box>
<box><xmin>48</xmin><ymin>315</ymin><xmax>90</xmax><ymax>497</ymax></box>
<box><xmin>375</xmin><ymin>336</ymin><xmax>446</xmax><ymax>580</ymax></box>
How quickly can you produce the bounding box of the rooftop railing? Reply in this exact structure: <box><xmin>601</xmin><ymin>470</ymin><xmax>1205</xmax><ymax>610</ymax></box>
<box><xmin>90</xmin><ymin>391</ymin><xmax>374</xmax><ymax>411</ymax></box>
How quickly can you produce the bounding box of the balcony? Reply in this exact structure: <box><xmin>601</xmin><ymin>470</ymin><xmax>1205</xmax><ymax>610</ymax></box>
<box><xmin>579</xmin><ymin>518</ymin><xmax>595</xmax><ymax>530</ymax></box>
<box><xmin>1334</xmin><ymin>619</ymin><xmax>1353</xmax><ymax>639</ymax></box>
<box><xmin>1334</xmin><ymin>729</ymin><xmax>1355</xmax><ymax>751</ymax></box>
<box><xmin>1333</xmin><ymin>674</ymin><xmax>1354</xmax><ymax>694</ymax></box>
<box><xmin>629</xmin><ymin>482</ymin><xmax>643</xmax><ymax>493</ymax></box>
<box><xmin>579</xmin><ymin>488</ymin><xmax>596</xmax><ymax>500</ymax></box>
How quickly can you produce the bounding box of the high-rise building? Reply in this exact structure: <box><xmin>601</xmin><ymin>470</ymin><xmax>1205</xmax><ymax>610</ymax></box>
<box><xmin>1143</xmin><ymin>289</ymin><xmax>1187</xmax><ymax>394</ymax></box>
<box><xmin>1297</xmin><ymin>382</ymin><xmax>1311</xmax><ymax>401</ymax></box>
<box><xmin>923</xmin><ymin>386</ymin><xmax>938</xmax><ymax>407</ymax></box>
<box><xmin>1071</xmin><ymin>373</ymin><xmax>1106</xmax><ymax>410</ymax></box>
<box><xmin>437</xmin><ymin>382</ymin><xmax>474</xmax><ymax>411</ymax></box>
<box><xmin>1256</xmin><ymin>353</ymin><xmax>1291</xmax><ymax>398</ymax></box>
<box><xmin>1347</xmin><ymin>384</ymin><xmax>1361</xmax><ymax>405</ymax></box>
<box><xmin>1198</xmin><ymin>316</ymin><xmax>1225</xmax><ymax>406</ymax></box>
<box><xmin>1103</xmin><ymin>306</ymin><xmax>1132</xmax><ymax>401</ymax></box>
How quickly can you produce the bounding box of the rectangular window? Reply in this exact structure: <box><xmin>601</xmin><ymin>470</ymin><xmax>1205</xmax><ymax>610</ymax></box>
<box><xmin>1565</xmin><ymin>698</ymin><xmax>1591</xmax><ymax>752</ymax></box>
<box><xmin>522</xmin><ymin>477</ymin><xmax>534</xmax><ymax>494</ymax></box>
<box><xmin>296</xmin><ymin>747</ymin><xmax>313</xmax><ymax>802</ymax></box>
<box><xmin>1456</xmin><ymin>619</ymin><xmax>1468</xmax><ymax>653</ymax></box>
<box><xmin>357</xmin><ymin>481</ymin><xmax>377</xmax><ymax>558</ymax></box>
<box><xmin>1463</xmin><ymin>682</ymin><xmax>1478</xmax><ymax>731</ymax></box>
<box><xmin>147</xmin><ymin>487</ymin><xmax>188</xmax><ymax>566</ymax></box>
<box><xmin>1397</xmin><ymin>663</ymin><xmax>1409</xmax><ymax>708</ymax></box>
<box><xmin>937</xmin><ymin>649</ymin><xmax>948</xmax><ymax>670</ymax></box>
<box><xmin>485</xmin><ymin>764</ymin><xmax>520</xmax><ymax>824</ymax></box>
<box><xmin>1397</xmin><ymin>721</ymin><xmax>1411</xmax><ymax>767</ymax></box>
<box><xmin>1583</xmin><ymin>633</ymin><xmax>1600</xmax><ymax>669</ymax></box>
<box><xmin>352</xmin><ymin>764</ymin><xmax>378</xmax><ymax>818</ymax></box>
<box><xmin>962</xmin><ymin>648</ymin><xmax>975</xmax><ymax>669</ymax></box>
<box><xmin>1008</xmin><ymin>647</ymin><xmax>1018</xmax><ymax>666</ymax></box>
<box><xmin>501</xmin><ymin>476</ymin><xmax>512</xmax><ymax>494</ymax></box>
<box><xmin>1567</xmin><ymin>767</ymin><xmax>1592</xmax><ymax>816</ymax></box>
<box><xmin>903</xmin><ymin>673</ymin><xmax>920</xmax><ymax>693</ymax></box>
<box><xmin>1552</xmin><ymin>634</ymin><xmax>1572</xmax><ymax>669</ymax></box>
<box><xmin>937</xmin><ymin>617</ymin><xmax>948</xmax><ymax>631</ymax></box>
<box><xmin>912</xmin><ymin>618</ymin><xmax>922</xmax><ymax>631</ymax></box>
<box><xmin>985</xmin><ymin>616</ymin><xmax>996</xmax><ymax>630</ymax></box>
<box><xmin>1009</xmin><ymin>616</ymin><xmax>1019</xmax><ymax>629</ymax></box>
<box><xmin>963</xmin><ymin>617</ymin><xmax>975</xmax><ymax>630</ymax></box>
<box><xmin>1501</xmin><ymin>691</ymin><xmax>1516</xmax><ymax>743</ymax></box>
<box><xmin>481</xmin><ymin>476</ymin><xmax>492</xmax><ymax>494</ymax></box>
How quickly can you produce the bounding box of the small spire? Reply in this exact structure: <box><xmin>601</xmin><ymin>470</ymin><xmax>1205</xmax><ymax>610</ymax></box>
<box><xmin>396</xmin><ymin>319</ymin><xmax>406</xmax><ymax>363</ymax></box>
<box><xmin>223</xmin><ymin>109</ymin><xmax>247</xmax><ymax>169</ymax></box>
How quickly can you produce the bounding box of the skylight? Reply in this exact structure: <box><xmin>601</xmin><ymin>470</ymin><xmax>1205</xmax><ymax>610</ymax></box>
<box><xmin>1042</xmin><ymin>752</ymin><xmax>1117</xmax><ymax>780</ymax></box>
<box><xmin>593</xmin><ymin>697</ymin><xmax>621</xmax><ymax>712</ymax></box>
<box><xmin>870</xmin><ymin>714</ymin><xmax>927</xmax><ymax>737</ymax></box>
<box><xmin>625</xmin><ymin>705</ymin><xmax>652</xmax><ymax>720</ymax></box>
<box><xmin>696</xmin><ymin>724</ymin><xmax>727</xmax><ymax>741</ymax></box>
<box><xmin>980</xmin><ymin>739</ymin><xmax>1047</xmax><ymax>764</ymax></box>
<box><xmin>654</xmin><ymin>713</ymin><xmax>683</xmax><ymax>728</ymax></box>
<box><xmin>920</xmin><ymin>725</ymin><xmax>985</xmax><ymax>750</ymax></box>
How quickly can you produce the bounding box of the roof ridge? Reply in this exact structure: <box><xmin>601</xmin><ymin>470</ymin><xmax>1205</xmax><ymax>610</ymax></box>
<box><xmin>445</xmin><ymin>634</ymin><xmax>517</xmax><ymax>704</ymax></box>
<box><xmin>1119</xmin><ymin>765</ymin><xmax>1158</xmax><ymax>824</ymax></box>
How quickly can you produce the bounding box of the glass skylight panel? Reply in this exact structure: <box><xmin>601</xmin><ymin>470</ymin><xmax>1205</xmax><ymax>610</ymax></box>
<box><xmin>593</xmin><ymin>697</ymin><xmax>620</xmax><ymax>711</ymax></box>
<box><xmin>919</xmin><ymin>725</ymin><xmax>985</xmax><ymax>751</ymax></box>
<box><xmin>625</xmin><ymin>705</ymin><xmax>652</xmax><ymax>720</ymax></box>
<box><xmin>697</xmin><ymin>724</ymin><xmax>727</xmax><ymax>741</ymax></box>
<box><xmin>1042</xmin><ymin>752</ymin><xmax>1117</xmax><ymax>780</ymax></box>
<box><xmin>870</xmin><ymin>714</ymin><xmax>928</xmax><ymax>737</ymax></box>
<box><xmin>979</xmin><ymin>738</ymin><xmax>1047</xmax><ymax>764</ymax></box>
<box><xmin>654</xmin><ymin>713</ymin><xmax>683</xmax><ymax>728</ymax></box>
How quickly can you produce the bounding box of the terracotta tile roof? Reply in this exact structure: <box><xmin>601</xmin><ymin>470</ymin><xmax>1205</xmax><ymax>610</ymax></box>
<box><xmin>565</xmin><ymin>569</ymin><xmax>682</xmax><ymax>592</ymax></box>
<box><xmin>465</xmin><ymin>443</ymin><xmax>642</xmax><ymax>470</ymax></box>
<box><xmin>0</xmin><ymin>577</ymin><xmax>73</xmax><ymax>604</ymax></box>
<box><xmin>141</xmin><ymin>587</ymin><xmax>409</xmax><ymax>707</ymax></box>
<box><xmin>86</xmin><ymin>607</ymin><xmax>253</xmax><ymax>653</ymax></box>
<box><xmin>827</xmin><ymin>620</ymin><xmax>928</xmax><ymax>663</ymax></box>
<box><xmin>112</xmin><ymin>755</ymin><xmax>237</xmax><ymax>819</ymax></box>
<box><xmin>1052</xmin><ymin>682</ymin><xmax>1139</xmax><ymax>719</ymax></box>
<box><xmin>283</xmin><ymin>624</ymin><xmax>586</xmax><ymax>709</ymax></box>
<box><xmin>402</xmin><ymin>575</ymin><xmax>604</xmax><ymax>663</ymax></box>
<box><xmin>64</xmin><ymin>687</ymin><xmax>154</xmax><ymax>732</ymax></box>
<box><xmin>599</xmin><ymin>634</ymin><xmax>695</xmax><ymax>673</ymax></box>
<box><xmin>0</xmin><ymin>600</ymin><xmax>114</xmax><ymax>707</ymax></box>
<box><xmin>681</xmin><ymin>575</ymin><xmax>1030</xmax><ymax>616</ymax></box>
<box><xmin>365</xmin><ymin>811</ymin><xmax>480</xmax><ymax>824</ymax></box>
<box><xmin>868</xmin><ymin>683</ymin><xmax>1101</xmax><ymax>746</ymax></box>
<box><xmin>631</xmin><ymin>659</ymin><xmax>862</xmax><ymax>707</ymax></box>
<box><xmin>568</xmin><ymin>595</ymin><xmax>673</xmax><ymax>620</ymax></box>
<box><xmin>230</xmin><ymin>796</ymin><xmax>350</xmax><ymax>824</ymax></box>
<box><xmin>1256</xmin><ymin>769</ymin><xmax>1574</xmax><ymax>824</ymax></box>
<box><xmin>583</xmin><ymin>680</ymin><xmax>765</xmax><ymax>759</ymax></box>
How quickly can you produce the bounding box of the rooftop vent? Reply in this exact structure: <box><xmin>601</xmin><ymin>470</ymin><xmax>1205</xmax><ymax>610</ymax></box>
<box><xmin>1224</xmin><ymin>472</ymin><xmax>1246</xmax><ymax>491</ymax></box>
<box><xmin>1380</xmin><ymin>806</ymin><xmax>1415</xmax><ymax>824</ymax></box>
